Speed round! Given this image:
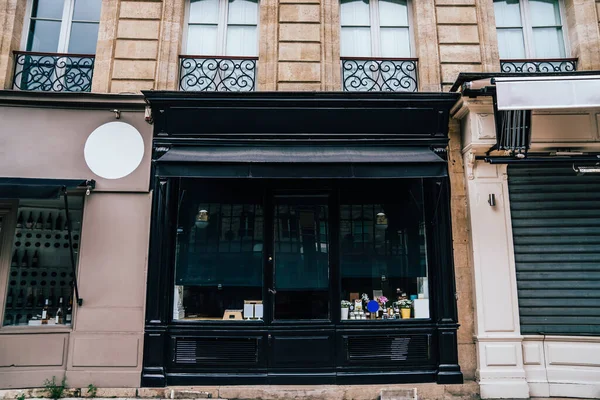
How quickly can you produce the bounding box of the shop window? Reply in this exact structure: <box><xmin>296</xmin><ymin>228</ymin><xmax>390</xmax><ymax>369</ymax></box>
<box><xmin>3</xmin><ymin>196</ymin><xmax>82</xmax><ymax>327</ymax></box>
<box><xmin>494</xmin><ymin>0</ymin><xmax>566</xmax><ymax>59</ymax></box>
<box><xmin>340</xmin><ymin>181</ymin><xmax>429</xmax><ymax>321</ymax></box>
<box><xmin>173</xmin><ymin>182</ymin><xmax>263</xmax><ymax>321</ymax></box>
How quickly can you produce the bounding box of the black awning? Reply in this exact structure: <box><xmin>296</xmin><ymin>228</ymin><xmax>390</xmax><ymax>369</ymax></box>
<box><xmin>0</xmin><ymin>178</ymin><xmax>95</xmax><ymax>199</ymax></box>
<box><xmin>155</xmin><ymin>146</ymin><xmax>447</xmax><ymax>178</ymax></box>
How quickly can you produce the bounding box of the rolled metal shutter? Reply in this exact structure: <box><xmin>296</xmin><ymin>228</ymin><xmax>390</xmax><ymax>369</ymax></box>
<box><xmin>508</xmin><ymin>164</ymin><xmax>600</xmax><ymax>335</ymax></box>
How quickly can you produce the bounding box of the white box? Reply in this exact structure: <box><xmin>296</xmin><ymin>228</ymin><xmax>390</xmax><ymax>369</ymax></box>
<box><xmin>243</xmin><ymin>303</ymin><xmax>254</xmax><ymax>319</ymax></box>
<box><xmin>254</xmin><ymin>304</ymin><xmax>264</xmax><ymax>319</ymax></box>
<box><xmin>413</xmin><ymin>299</ymin><xmax>429</xmax><ymax>319</ymax></box>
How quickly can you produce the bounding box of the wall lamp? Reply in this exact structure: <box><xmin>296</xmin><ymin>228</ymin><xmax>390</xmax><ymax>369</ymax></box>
<box><xmin>488</xmin><ymin>194</ymin><xmax>496</xmax><ymax>207</ymax></box>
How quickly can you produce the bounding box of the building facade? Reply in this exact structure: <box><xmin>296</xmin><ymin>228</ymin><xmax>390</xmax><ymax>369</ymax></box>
<box><xmin>0</xmin><ymin>0</ymin><xmax>599</xmax><ymax>397</ymax></box>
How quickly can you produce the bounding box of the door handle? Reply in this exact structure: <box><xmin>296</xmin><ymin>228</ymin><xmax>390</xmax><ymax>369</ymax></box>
<box><xmin>268</xmin><ymin>288</ymin><xmax>277</xmax><ymax>294</ymax></box>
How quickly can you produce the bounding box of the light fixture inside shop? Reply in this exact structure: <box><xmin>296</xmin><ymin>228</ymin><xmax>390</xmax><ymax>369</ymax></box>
<box><xmin>376</xmin><ymin>212</ymin><xmax>388</xmax><ymax>230</ymax></box>
<box><xmin>573</xmin><ymin>164</ymin><xmax>600</xmax><ymax>175</ymax></box>
<box><xmin>195</xmin><ymin>208</ymin><xmax>209</xmax><ymax>228</ymax></box>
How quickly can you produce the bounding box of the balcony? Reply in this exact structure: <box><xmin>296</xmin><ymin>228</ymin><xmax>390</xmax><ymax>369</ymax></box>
<box><xmin>179</xmin><ymin>55</ymin><xmax>258</xmax><ymax>92</ymax></box>
<box><xmin>500</xmin><ymin>58</ymin><xmax>578</xmax><ymax>73</ymax></box>
<box><xmin>12</xmin><ymin>51</ymin><xmax>95</xmax><ymax>92</ymax></box>
<box><xmin>341</xmin><ymin>57</ymin><xmax>418</xmax><ymax>92</ymax></box>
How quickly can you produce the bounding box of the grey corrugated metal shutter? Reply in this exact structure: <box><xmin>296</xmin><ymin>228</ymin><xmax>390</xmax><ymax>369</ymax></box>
<box><xmin>508</xmin><ymin>164</ymin><xmax>600</xmax><ymax>335</ymax></box>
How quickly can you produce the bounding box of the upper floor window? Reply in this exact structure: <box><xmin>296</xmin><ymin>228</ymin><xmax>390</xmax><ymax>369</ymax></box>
<box><xmin>493</xmin><ymin>0</ymin><xmax>566</xmax><ymax>59</ymax></box>
<box><xmin>340</xmin><ymin>0</ymin><xmax>412</xmax><ymax>58</ymax></box>
<box><xmin>24</xmin><ymin>0</ymin><xmax>102</xmax><ymax>54</ymax></box>
<box><xmin>185</xmin><ymin>0</ymin><xmax>258</xmax><ymax>57</ymax></box>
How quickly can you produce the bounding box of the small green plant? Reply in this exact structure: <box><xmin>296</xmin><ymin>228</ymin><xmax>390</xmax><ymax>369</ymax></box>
<box><xmin>43</xmin><ymin>375</ymin><xmax>67</xmax><ymax>400</ymax></box>
<box><xmin>87</xmin><ymin>384</ymin><xmax>97</xmax><ymax>398</ymax></box>
<box><xmin>15</xmin><ymin>392</ymin><xmax>25</xmax><ymax>400</ymax></box>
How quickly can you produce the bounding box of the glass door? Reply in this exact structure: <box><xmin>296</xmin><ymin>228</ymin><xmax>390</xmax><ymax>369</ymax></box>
<box><xmin>271</xmin><ymin>196</ymin><xmax>330</xmax><ymax>320</ymax></box>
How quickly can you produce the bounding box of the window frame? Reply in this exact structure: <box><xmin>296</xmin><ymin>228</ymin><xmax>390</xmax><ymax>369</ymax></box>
<box><xmin>495</xmin><ymin>0</ymin><xmax>570</xmax><ymax>59</ymax></box>
<box><xmin>339</xmin><ymin>0</ymin><xmax>416</xmax><ymax>58</ymax></box>
<box><xmin>182</xmin><ymin>0</ymin><xmax>260</xmax><ymax>57</ymax></box>
<box><xmin>20</xmin><ymin>0</ymin><xmax>100</xmax><ymax>54</ymax></box>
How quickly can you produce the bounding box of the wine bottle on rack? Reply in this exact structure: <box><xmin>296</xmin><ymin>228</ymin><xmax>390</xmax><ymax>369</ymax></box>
<box><xmin>16</xmin><ymin>289</ymin><xmax>24</xmax><ymax>308</ymax></box>
<box><xmin>36</xmin><ymin>289</ymin><xmax>45</xmax><ymax>308</ymax></box>
<box><xmin>25</xmin><ymin>287</ymin><xmax>34</xmax><ymax>308</ymax></box>
<box><xmin>56</xmin><ymin>297</ymin><xmax>64</xmax><ymax>324</ymax></box>
<box><xmin>11</xmin><ymin>250</ymin><xmax>18</xmax><ymax>268</ymax></box>
<box><xmin>45</xmin><ymin>213</ymin><xmax>53</xmax><ymax>230</ymax></box>
<box><xmin>31</xmin><ymin>251</ymin><xmax>39</xmax><ymax>268</ymax></box>
<box><xmin>48</xmin><ymin>288</ymin><xmax>55</xmax><ymax>307</ymax></box>
<box><xmin>55</xmin><ymin>214</ymin><xmax>63</xmax><ymax>231</ymax></box>
<box><xmin>15</xmin><ymin>313</ymin><xmax>22</xmax><ymax>325</ymax></box>
<box><xmin>16</xmin><ymin>212</ymin><xmax>23</xmax><ymax>229</ymax></box>
<box><xmin>35</xmin><ymin>213</ymin><xmax>43</xmax><ymax>229</ymax></box>
<box><xmin>41</xmin><ymin>299</ymin><xmax>49</xmax><ymax>325</ymax></box>
<box><xmin>20</xmin><ymin>250</ymin><xmax>28</xmax><ymax>268</ymax></box>
<box><xmin>7</xmin><ymin>288</ymin><xmax>13</xmax><ymax>309</ymax></box>
<box><xmin>25</xmin><ymin>212</ymin><xmax>34</xmax><ymax>229</ymax></box>
<box><xmin>65</xmin><ymin>296</ymin><xmax>72</xmax><ymax>325</ymax></box>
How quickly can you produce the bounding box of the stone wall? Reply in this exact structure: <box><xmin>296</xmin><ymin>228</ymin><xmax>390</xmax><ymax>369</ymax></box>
<box><xmin>0</xmin><ymin>0</ymin><xmax>25</xmax><ymax>90</ymax></box>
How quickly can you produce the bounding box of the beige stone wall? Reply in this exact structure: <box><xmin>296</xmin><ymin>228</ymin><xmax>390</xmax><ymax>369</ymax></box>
<box><xmin>0</xmin><ymin>0</ymin><xmax>26</xmax><ymax>90</ymax></box>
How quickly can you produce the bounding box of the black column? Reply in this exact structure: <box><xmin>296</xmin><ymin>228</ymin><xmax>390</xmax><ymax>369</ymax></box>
<box><xmin>425</xmin><ymin>177</ymin><xmax>463</xmax><ymax>384</ymax></box>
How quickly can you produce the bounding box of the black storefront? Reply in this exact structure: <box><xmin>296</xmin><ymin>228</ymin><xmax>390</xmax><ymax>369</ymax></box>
<box><xmin>141</xmin><ymin>91</ymin><xmax>462</xmax><ymax>386</ymax></box>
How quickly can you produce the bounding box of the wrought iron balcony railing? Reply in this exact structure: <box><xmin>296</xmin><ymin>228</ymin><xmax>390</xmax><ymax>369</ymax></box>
<box><xmin>341</xmin><ymin>57</ymin><xmax>418</xmax><ymax>92</ymax></box>
<box><xmin>500</xmin><ymin>58</ymin><xmax>577</xmax><ymax>73</ymax></box>
<box><xmin>12</xmin><ymin>51</ymin><xmax>94</xmax><ymax>92</ymax></box>
<box><xmin>179</xmin><ymin>55</ymin><xmax>258</xmax><ymax>91</ymax></box>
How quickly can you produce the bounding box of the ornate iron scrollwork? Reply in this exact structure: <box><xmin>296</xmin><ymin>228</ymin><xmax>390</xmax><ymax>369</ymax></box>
<box><xmin>179</xmin><ymin>56</ymin><xmax>258</xmax><ymax>92</ymax></box>
<box><xmin>12</xmin><ymin>51</ymin><xmax>94</xmax><ymax>92</ymax></box>
<box><xmin>341</xmin><ymin>58</ymin><xmax>418</xmax><ymax>92</ymax></box>
<box><xmin>500</xmin><ymin>59</ymin><xmax>577</xmax><ymax>73</ymax></box>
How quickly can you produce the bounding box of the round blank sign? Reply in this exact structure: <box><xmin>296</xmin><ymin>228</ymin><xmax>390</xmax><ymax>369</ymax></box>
<box><xmin>84</xmin><ymin>122</ymin><xmax>144</xmax><ymax>179</ymax></box>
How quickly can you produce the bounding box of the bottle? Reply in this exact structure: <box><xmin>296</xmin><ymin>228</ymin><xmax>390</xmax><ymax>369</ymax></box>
<box><xmin>63</xmin><ymin>213</ymin><xmax>69</xmax><ymax>231</ymax></box>
<box><xmin>65</xmin><ymin>296</ymin><xmax>73</xmax><ymax>325</ymax></box>
<box><xmin>48</xmin><ymin>288</ymin><xmax>55</xmax><ymax>307</ymax></box>
<box><xmin>36</xmin><ymin>289</ymin><xmax>45</xmax><ymax>308</ymax></box>
<box><xmin>55</xmin><ymin>297</ymin><xmax>64</xmax><ymax>324</ymax></box>
<box><xmin>41</xmin><ymin>299</ymin><xmax>49</xmax><ymax>324</ymax></box>
<box><xmin>25</xmin><ymin>212</ymin><xmax>34</xmax><ymax>229</ymax></box>
<box><xmin>11</xmin><ymin>250</ymin><xmax>18</xmax><ymax>268</ymax></box>
<box><xmin>16</xmin><ymin>212</ymin><xmax>23</xmax><ymax>229</ymax></box>
<box><xmin>55</xmin><ymin>214</ymin><xmax>63</xmax><ymax>231</ymax></box>
<box><xmin>15</xmin><ymin>313</ymin><xmax>22</xmax><ymax>325</ymax></box>
<box><xmin>25</xmin><ymin>287</ymin><xmax>33</xmax><ymax>308</ymax></box>
<box><xmin>16</xmin><ymin>289</ymin><xmax>24</xmax><ymax>308</ymax></box>
<box><xmin>20</xmin><ymin>250</ymin><xmax>28</xmax><ymax>268</ymax></box>
<box><xmin>45</xmin><ymin>213</ymin><xmax>53</xmax><ymax>230</ymax></box>
<box><xmin>31</xmin><ymin>251</ymin><xmax>39</xmax><ymax>268</ymax></box>
<box><xmin>35</xmin><ymin>213</ymin><xmax>43</xmax><ymax>229</ymax></box>
<box><xmin>6</xmin><ymin>288</ymin><xmax>13</xmax><ymax>308</ymax></box>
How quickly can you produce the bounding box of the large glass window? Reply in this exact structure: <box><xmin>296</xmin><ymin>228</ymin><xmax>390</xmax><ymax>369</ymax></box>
<box><xmin>494</xmin><ymin>0</ymin><xmax>566</xmax><ymax>59</ymax></box>
<box><xmin>3</xmin><ymin>196</ymin><xmax>83</xmax><ymax>327</ymax></box>
<box><xmin>185</xmin><ymin>0</ymin><xmax>258</xmax><ymax>56</ymax></box>
<box><xmin>340</xmin><ymin>0</ymin><xmax>412</xmax><ymax>58</ymax></box>
<box><xmin>173</xmin><ymin>181</ymin><xmax>263</xmax><ymax>321</ymax></box>
<box><xmin>339</xmin><ymin>181</ymin><xmax>429</xmax><ymax>321</ymax></box>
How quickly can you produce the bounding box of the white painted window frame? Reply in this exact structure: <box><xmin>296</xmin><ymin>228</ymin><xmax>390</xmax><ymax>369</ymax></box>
<box><xmin>340</xmin><ymin>0</ymin><xmax>415</xmax><ymax>58</ymax></box>
<box><xmin>182</xmin><ymin>0</ymin><xmax>260</xmax><ymax>56</ymax></box>
<box><xmin>495</xmin><ymin>0</ymin><xmax>570</xmax><ymax>59</ymax></box>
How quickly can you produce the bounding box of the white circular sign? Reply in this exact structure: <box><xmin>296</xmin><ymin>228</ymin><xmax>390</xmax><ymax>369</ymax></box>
<box><xmin>84</xmin><ymin>122</ymin><xmax>144</xmax><ymax>179</ymax></box>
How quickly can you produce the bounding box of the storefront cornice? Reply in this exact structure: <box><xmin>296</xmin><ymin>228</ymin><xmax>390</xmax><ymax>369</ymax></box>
<box><xmin>0</xmin><ymin>90</ymin><xmax>146</xmax><ymax>110</ymax></box>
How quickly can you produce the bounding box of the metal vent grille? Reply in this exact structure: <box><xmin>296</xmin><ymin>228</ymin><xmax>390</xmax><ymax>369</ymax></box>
<box><xmin>175</xmin><ymin>337</ymin><xmax>259</xmax><ymax>365</ymax></box>
<box><xmin>346</xmin><ymin>335</ymin><xmax>430</xmax><ymax>363</ymax></box>
<box><xmin>495</xmin><ymin>109</ymin><xmax>532</xmax><ymax>154</ymax></box>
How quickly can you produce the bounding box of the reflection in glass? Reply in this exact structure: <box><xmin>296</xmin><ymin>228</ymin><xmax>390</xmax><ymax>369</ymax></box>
<box><xmin>27</xmin><ymin>20</ymin><xmax>61</xmax><ymax>52</ymax></box>
<box><xmin>340</xmin><ymin>181</ymin><xmax>429</xmax><ymax>320</ymax></box>
<box><xmin>273</xmin><ymin>200</ymin><xmax>329</xmax><ymax>320</ymax></box>
<box><xmin>68</xmin><ymin>23</ymin><xmax>100</xmax><ymax>54</ymax></box>
<box><xmin>72</xmin><ymin>0</ymin><xmax>103</xmax><ymax>21</ymax></box>
<box><xmin>31</xmin><ymin>0</ymin><xmax>65</xmax><ymax>19</ymax></box>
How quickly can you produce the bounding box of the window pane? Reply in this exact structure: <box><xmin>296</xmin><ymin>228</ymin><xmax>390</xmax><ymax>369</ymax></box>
<box><xmin>189</xmin><ymin>0</ymin><xmax>220</xmax><ymax>24</ymax></box>
<box><xmin>3</xmin><ymin>197</ymin><xmax>82</xmax><ymax>327</ymax></box>
<box><xmin>72</xmin><ymin>0</ymin><xmax>102</xmax><ymax>21</ymax></box>
<box><xmin>340</xmin><ymin>182</ymin><xmax>429</xmax><ymax>321</ymax></box>
<box><xmin>497</xmin><ymin>28</ymin><xmax>526</xmax><ymax>58</ymax></box>
<box><xmin>31</xmin><ymin>0</ymin><xmax>64</xmax><ymax>19</ymax></box>
<box><xmin>174</xmin><ymin>182</ymin><xmax>263</xmax><ymax>321</ymax></box>
<box><xmin>228</xmin><ymin>0</ymin><xmax>258</xmax><ymax>25</ymax></box>
<box><xmin>493</xmin><ymin>0</ymin><xmax>523</xmax><ymax>27</ymax></box>
<box><xmin>379</xmin><ymin>0</ymin><xmax>409</xmax><ymax>27</ymax></box>
<box><xmin>187</xmin><ymin>25</ymin><xmax>219</xmax><ymax>55</ymax></box>
<box><xmin>341</xmin><ymin>27</ymin><xmax>371</xmax><ymax>57</ymax></box>
<box><xmin>529</xmin><ymin>0</ymin><xmax>561</xmax><ymax>26</ymax></box>
<box><xmin>532</xmin><ymin>27</ymin><xmax>565</xmax><ymax>57</ymax></box>
<box><xmin>27</xmin><ymin>20</ymin><xmax>61</xmax><ymax>52</ymax></box>
<box><xmin>226</xmin><ymin>26</ymin><xmax>257</xmax><ymax>56</ymax></box>
<box><xmin>380</xmin><ymin>27</ymin><xmax>410</xmax><ymax>57</ymax></box>
<box><xmin>68</xmin><ymin>22</ymin><xmax>99</xmax><ymax>54</ymax></box>
<box><xmin>340</xmin><ymin>0</ymin><xmax>370</xmax><ymax>26</ymax></box>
